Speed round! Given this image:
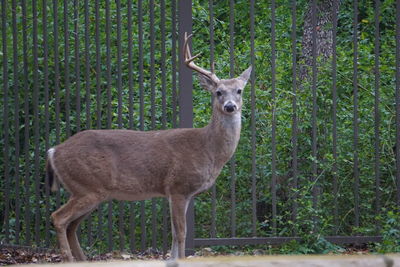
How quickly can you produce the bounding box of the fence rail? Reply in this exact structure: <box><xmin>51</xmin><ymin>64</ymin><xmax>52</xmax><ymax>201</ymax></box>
<box><xmin>1</xmin><ymin>0</ymin><xmax>400</xmax><ymax>255</ymax></box>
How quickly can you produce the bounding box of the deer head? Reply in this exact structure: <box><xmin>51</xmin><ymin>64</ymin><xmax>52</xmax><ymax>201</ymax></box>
<box><xmin>184</xmin><ymin>32</ymin><xmax>252</xmax><ymax>118</ymax></box>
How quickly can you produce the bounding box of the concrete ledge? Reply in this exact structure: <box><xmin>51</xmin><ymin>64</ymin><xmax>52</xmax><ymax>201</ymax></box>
<box><xmin>11</xmin><ymin>261</ymin><xmax>165</xmax><ymax>267</ymax></box>
<box><xmin>176</xmin><ymin>255</ymin><xmax>397</xmax><ymax>267</ymax></box>
<box><xmin>389</xmin><ymin>254</ymin><xmax>400</xmax><ymax>267</ymax></box>
<box><xmin>10</xmin><ymin>254</ymin><xmax>400</xmax><ymax>267</ymax></box>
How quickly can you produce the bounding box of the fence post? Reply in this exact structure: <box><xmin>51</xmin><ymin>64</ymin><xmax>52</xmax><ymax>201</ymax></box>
<box><xmin>178</xmin><ymin>0</ymin><xmax>195</xmax><ymax>256</ymax></box>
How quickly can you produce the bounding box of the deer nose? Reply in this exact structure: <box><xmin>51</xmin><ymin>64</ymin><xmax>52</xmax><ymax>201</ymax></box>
<box><xmin>224</xmin><ymin>102</ymin><xmax>237</xmax><ymax>113</ymax></box>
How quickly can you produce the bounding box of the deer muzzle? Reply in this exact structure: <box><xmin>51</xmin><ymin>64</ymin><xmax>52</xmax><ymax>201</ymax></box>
<box><xmin>224</xmin><ymin>101</ymin><xmax>237</xmax><ymax>113</ymax></box>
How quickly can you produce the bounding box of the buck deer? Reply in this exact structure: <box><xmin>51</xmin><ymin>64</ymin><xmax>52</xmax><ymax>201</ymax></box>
<box><xmin>47</xmin><ymin>32</ymin><xmax>252</xmax><ymax>261</ymax></box>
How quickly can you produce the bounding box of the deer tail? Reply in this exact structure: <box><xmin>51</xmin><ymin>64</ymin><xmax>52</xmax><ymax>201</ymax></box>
<box><xmin>47</xmin><ymin>148</ymin><xmax>59</xmax><ymax>192</ymax></box>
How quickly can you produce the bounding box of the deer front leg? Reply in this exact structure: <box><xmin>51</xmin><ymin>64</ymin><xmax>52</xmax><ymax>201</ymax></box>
<box><xmin>169</xmin><ymin>195</ymin><xmax>190</xmax><ymax>259</ymax></box>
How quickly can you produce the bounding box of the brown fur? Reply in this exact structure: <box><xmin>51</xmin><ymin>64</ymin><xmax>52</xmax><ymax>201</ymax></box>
<box><xmin>49</xmin><ymin>54</ymin><xmax>252</xmax><ymax>261</ymax></box>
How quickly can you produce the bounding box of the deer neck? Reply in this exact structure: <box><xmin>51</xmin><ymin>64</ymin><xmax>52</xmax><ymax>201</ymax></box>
<box><xmin>205</xmin><ymin>104</ymin><xmax>242</xmax><ymax>165</ymax></box>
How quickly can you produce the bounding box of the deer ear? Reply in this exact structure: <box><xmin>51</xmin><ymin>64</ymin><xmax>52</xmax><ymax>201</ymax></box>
<box><xmin>197</xmin><ymin>73</ymin><xmax>217</xmax><ymax>91</ymax></box>
<box><xmin>238</xmin><ymin>66</ymin><xmax>252</xmax><ymax>86</ymax></box>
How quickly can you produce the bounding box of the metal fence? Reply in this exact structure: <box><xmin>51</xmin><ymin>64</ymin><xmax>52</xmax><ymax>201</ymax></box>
<box><xmin>1</xmin><ymin>0</ymin><xmax>400</xmax><ymax>255</ymax></box>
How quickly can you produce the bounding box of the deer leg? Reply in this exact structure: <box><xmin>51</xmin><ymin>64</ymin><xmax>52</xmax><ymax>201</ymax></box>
<box><xmin>67</xmin><ymin>212</ymin><xmax>91</xmax><ymax>261</ymax></box>
<box><xmin>169</xmin><ymin>195</ymin><xmax>190</xmax><ymax>259</ymax></box>
<box><xmin>52</xmin><ymin>195</ymin><xmax>102</xmax><ymax>262</ymax></box>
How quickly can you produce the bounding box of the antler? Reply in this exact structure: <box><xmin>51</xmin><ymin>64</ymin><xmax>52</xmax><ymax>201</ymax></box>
<box><xmin>184</xmin><ymin>32</ymin><xmax>220</xmax><ymax>84</ymax></box>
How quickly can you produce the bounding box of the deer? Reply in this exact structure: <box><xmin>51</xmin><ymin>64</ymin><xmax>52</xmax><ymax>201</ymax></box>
<box><xmin>47</xmin><ymin>32</ymin><xmax>252</xmax><ymax>262</ymax></box>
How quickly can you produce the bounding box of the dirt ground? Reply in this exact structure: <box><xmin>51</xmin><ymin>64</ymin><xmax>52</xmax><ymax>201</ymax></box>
<box><xmin>0</xmin><ymin>247</ymin><xmax>167</xmax><ymax>266</ymax></box>
<box><xmin>0</xmin><ymin>244</ymin><xmax>376</xmax><ymax>266</ymax></box>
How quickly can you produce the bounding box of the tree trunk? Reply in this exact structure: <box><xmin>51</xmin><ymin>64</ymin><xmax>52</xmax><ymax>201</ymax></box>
<box><xmin>299</xmin><ymin>0</ymin><xmax>340</xmax><ymax>81</ymax></box>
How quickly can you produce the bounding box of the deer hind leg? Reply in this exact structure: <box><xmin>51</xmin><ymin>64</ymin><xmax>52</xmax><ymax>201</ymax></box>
<box><xmin>67</xmin><ymin>212</ymin><xmax>93</xmax><ymax>261</ymax></box>
<box><xmin>51</xmin><ymin>195</ymin><xmax>103</xmax><ymax>262</ymax></box>
<box><xmin>169</xmin><ymin>195</ymin><xmax>190</xmax><ymax>259</ymax></box>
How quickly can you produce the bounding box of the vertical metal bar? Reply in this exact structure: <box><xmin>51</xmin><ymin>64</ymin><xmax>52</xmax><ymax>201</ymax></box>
<box><xmin>332</xmin><ymin>0</ymin><xmax>339</xmax><ymax>233</ymax></box>
<box><xmin>374</xmin><ymin>0</ymin><xmax>381</xmax><ymax>230</ymax></box>
<box><xmin>140</xmin><ymin>201</ymin><xmax>146</xmax><ymax>251</ymax></box>
<box><xmin>178</xmin><ymin>0</ymin><xmax>194</xmax><ymax>255</ymax></box>
<box><xmin>271</xmin><ymin>0</ymin><xmax>277</xmax><ymax>235</ymax></box>
<box><xmin>209</xmin><ymin>0</ymin><xmax>214</xmax><ymax>67</ymax></box>
<box><xmin>95</xmin><ymin>0</ymin><xmax>102</xmax><ymax>129</ymax></box>
<box><xmin>138</xmin><ymin>0</ymin><xmax>146</xmax><ymax>251</ymax></box>
<box><xmin>150</xmin><ymin>0</ymin><xmax>156</xmax><ymax>129</ymax></box>
<box><xmin>105</xmin><ymin>0</ymin><xmax>111</xmax><ymax>129</ymax></box>
<box><xmin>250</xmin><ymin>0</ymin><xmax>257</xmax><ymax>237</ymax></box>
<box><xmin>129</xmin><ymin>202</ymin><xmax>136</xmax><ymax>252</ymax></box>
<box><xmin>94</xmin><ymin>0</ymin><xmax>103</xmax><ymax>244</ymax></box>
<box><xmin>84</xmin><ymin>0</ymin><xmax>93</xmax><ymax>246</ymax></box>
<box><xmin>107</xmin><ymin>211</ymin><xmax>113</xmax><ymax>252</ymax></box>
<box><xmin>116</xmin><ymin>0</ymin><xmax>122</xmax><ymax>129</ymax></box>
<box><xmin>22</xmin><ymin>0</ymin><xmax>32</xmax><ymax>244</ymax></box>
<box><xmin>161</xmin><ymin>0</ymin><xmax>167</xmax><ymax>130</ymax></box>
<box><xmin>105</xmin><ymin>0</ymin><xmax>113</xmax><ymax>252</ymax></box>
<box><xmin>138</xmin><ymin>0</ymin><xmax>144</xmax><ymax>131</ymax></box>
<box><xmin>127</xmin><ymin>0</ymin><xmax>134</xmax><ymax>130</ymax></box>
<box><xmin>209</xmin><ymin>0</ymin><xmax>217</xmax><ymax>239</ymax></box>
<box><xmin>396</xmin><ymin>0</ymin><xmax>400</xmax><ymax>207</ymax></box>
<box><xmin>84</xmin><ymin>0</ymin><xmax>91</xmax><ymax>130</ymax></box>
<box><xmin>290</xmin><ymin>0</ymin><xmax>298</xmax><ymax>233</ymax></box>
<box><xmin>160</xmin><ymin>0</ymin><xmax>168</xmax><ymax>255</ymax></box>
<box><xmin>53</xmin><ymin>0</ymin><xmax>60</xmax><ymax>146</ymax></box>
<box><xmin>32</xmin><ymin>0</ymin><xmax>41</xmax><ymax>246</ymax></box>
<box><xmin>229</xmin><ymin>0</ymin><xmax>236</xmax><ymax>238</ymax></box>
<box><xmin>2</xmin><ymin>0</ymin><xmax>10</xmax><ymax>244</ymax></box>
<box><xmin>116</xmin><ymin>0</ymin><xmax>124</xmax><ymax>251</ymax></box>
<box><xmin>149</xmin><ymin>0</ymin><xmax>158</xmax><ymax>251</ymax></box>
<box><xmin>74</xmin><ymin>0</ymin><xmax>81</xmax><ymax>133</ymax></box>
<box><xmin>43</xmin><ymin>0</ymin><xmax>50</xmax><ymax>246</ymax></box>
<box><xmin>171</xmin><ymin>0</ymin><xmax>177</xmax><ymax>128</ymax></box>
<box><xmin>229</xmin><ymin>0</ymin><xmax>235</xmax><ymax>97</ymax></box>
<box><xmin>127</xmin><ymin>0</ymin><xmax>135</xmax><ymax>252</ymax></box>
<box><xmin>105</xmin><ymin>0</ymin><xmax>114</xmax><ymax>251</ymax></box>
<box><xmin>353</xmin><ymin>0</ymin><xmax>360</xmax><ymax>228</ymax></box>
<box><xmin>53</xmin><ymin>0</ymin><xmax>61</xmax><ymax>208</ymax></box>
<box><xmin>64</xmin><ymin>0</ymin><xmax>71</xmax><ymax>138</ymax></box>
<box><xmin>311</xmin><ymin>0</ymin><xmax>318</xmax><ymax>225</ymax></box>
<box><xmin>11</xmin><ymin>0</ymin><xmax>21</xmax><ymax>245</ymax></box>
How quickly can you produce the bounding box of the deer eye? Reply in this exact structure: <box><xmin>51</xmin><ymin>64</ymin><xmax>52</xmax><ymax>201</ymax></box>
<box><xmin>216</xmin><ymin>91</ymin><xmax>222</xmax><ymax>97</ymax></box>
<box><xmin>237</xmin><ymin>89</ymin><xmax>242</xmax><ymax>94</ymax></box>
